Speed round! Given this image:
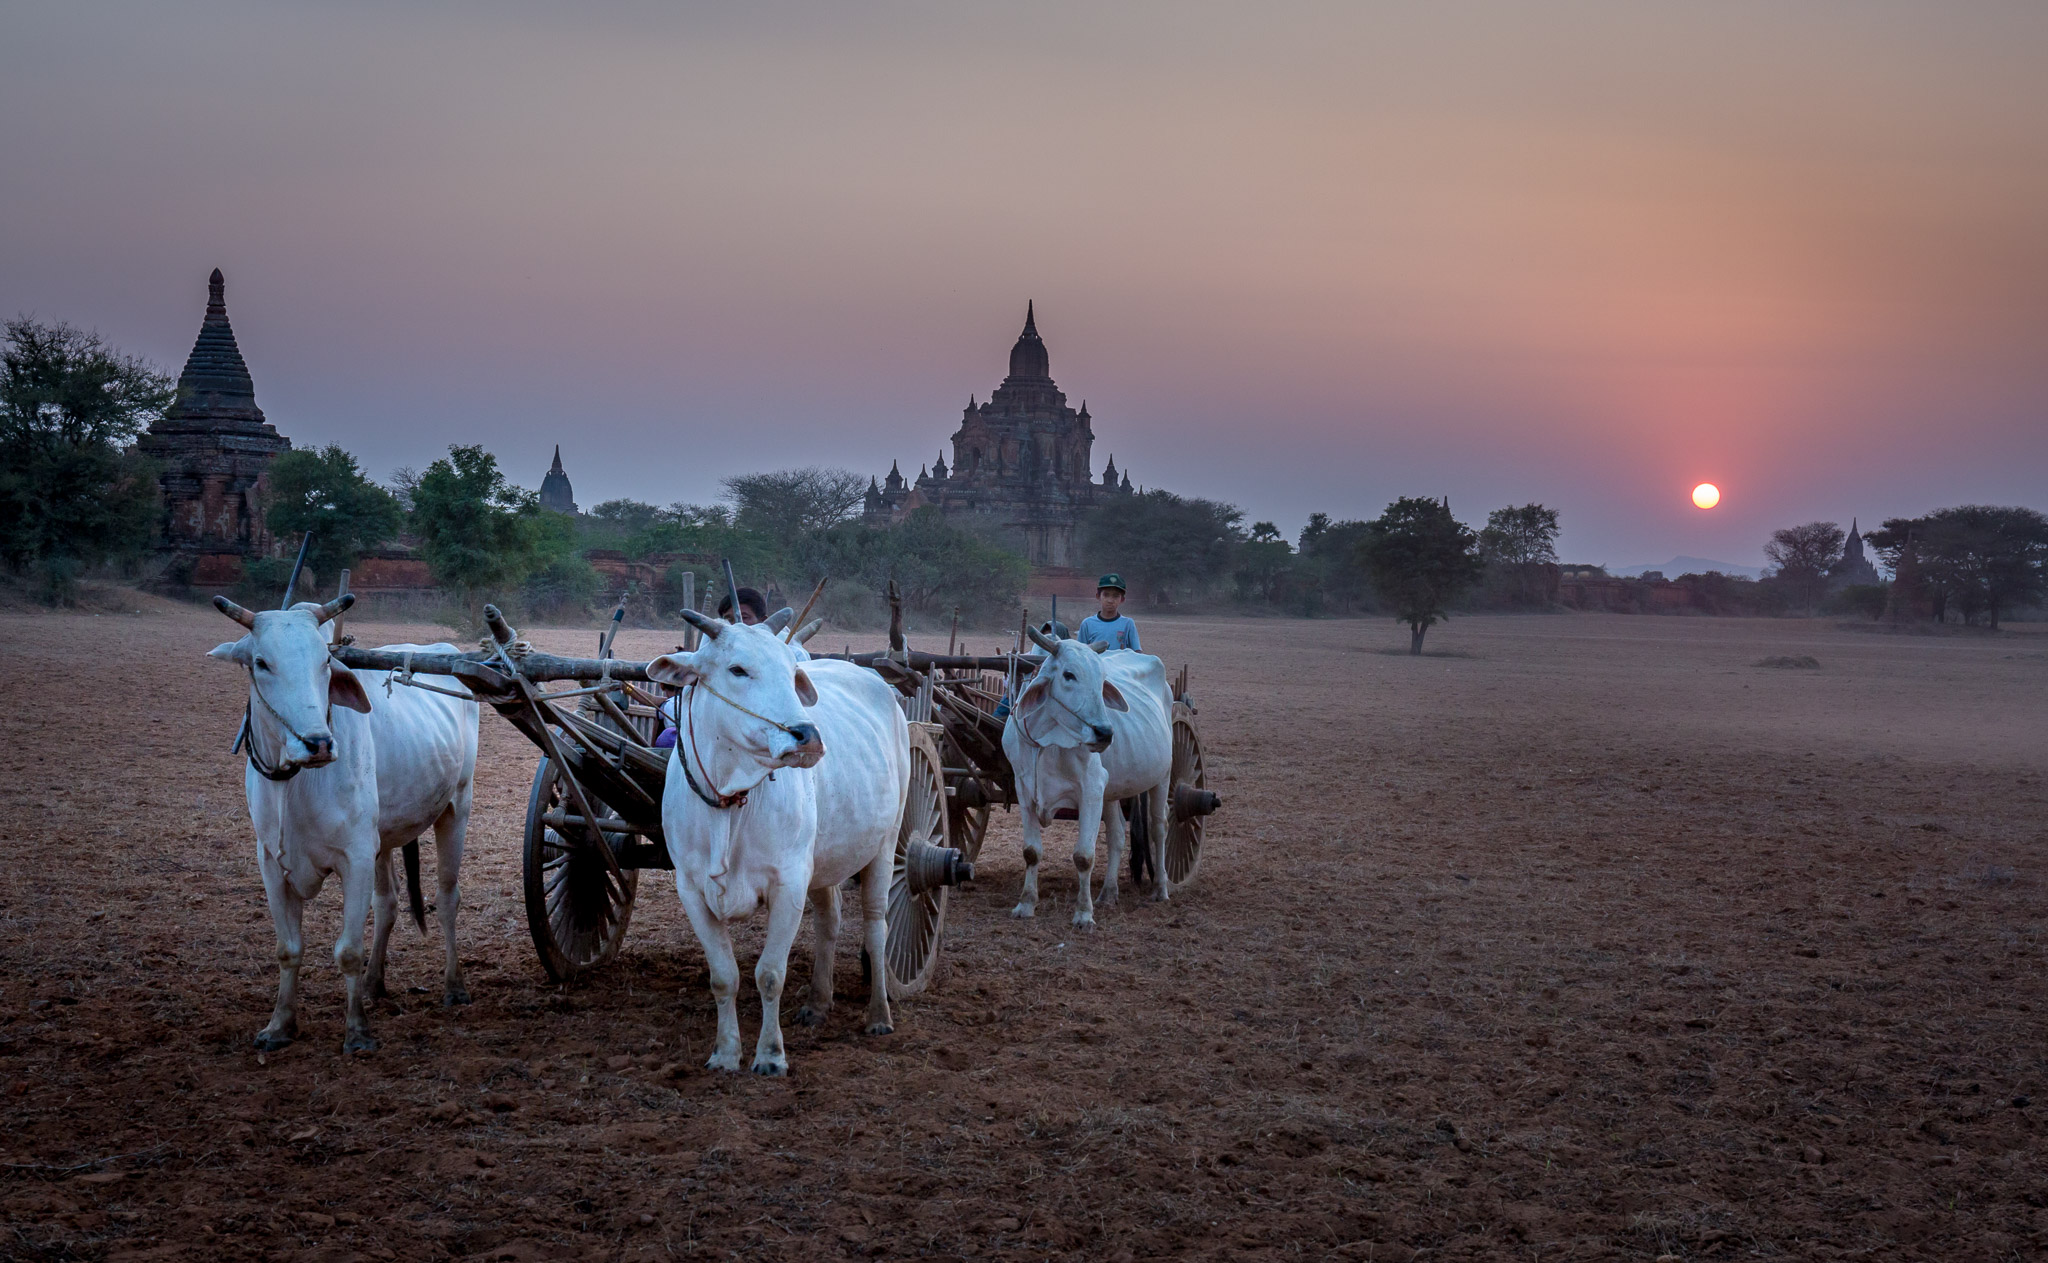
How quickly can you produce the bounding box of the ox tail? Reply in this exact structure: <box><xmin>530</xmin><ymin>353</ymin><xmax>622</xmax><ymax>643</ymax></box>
<box><xmin>1127</xmin><ymin>794</ymin><xmax>1155</xmax><ymax>886</ymax></box>
<box><xmin>402</xmin><ymin>840</ymin><xmax>427</xmax><ymax>934</ymax></box>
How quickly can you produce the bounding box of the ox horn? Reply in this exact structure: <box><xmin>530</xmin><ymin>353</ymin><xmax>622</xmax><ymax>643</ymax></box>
<box><xmin>679</xmin><ymin>608</ymin><xmax>725</xmax><ymax>640</ymax></box>
<box><xmin>212</xmin><ymin>595</ymin><xmax>257</xmax><ymax>629</ymax></box>
<box><xmin>315</xmin><ymin>593</ymin><xmax>356</xmax><ymax>624</ymax></box>
<box><xmin>764</xmin><ymin>606</ymin><xmax>795</xmax><ymax>634</ymax></box>
<box><xmin>1026</xmin><ymin>624</ymin><xmax>1060</xmax><ymax>654</ymax></box>
<box><xmin>793</xmin><ymin>617</ymin><xmax>824</xmax><ymax>645</ymax></box>
<box><xmin>1089</xmin><ymin>639</ymin><xmax>1111</xmax><ymax>653</ymax></box>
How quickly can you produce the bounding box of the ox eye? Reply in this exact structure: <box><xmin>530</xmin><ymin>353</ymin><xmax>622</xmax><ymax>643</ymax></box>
<box><xmin>254</xmin><ymin>658</ymin><xmax>269</xmax><ymax>671</ymax></box>
<box><xmin>729</xmin><ymin>666</ymin><xmax>748</xmax><ymax>678</ymax></box>
<box><xmin>1062</xmin><ymin>671</ymin><xmax>1075</xmax><ymax>681</ymax></box>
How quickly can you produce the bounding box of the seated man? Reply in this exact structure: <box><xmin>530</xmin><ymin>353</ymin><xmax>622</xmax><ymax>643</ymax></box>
<box><xmin>656</xmin><ymin>586</ymin><xmax>771</xmax><ymax>747</ymax></box>
<box><xmin>1076</xmin><ymin>574</ymin><xmax>1140</xmax><ymax>651</ymax></box>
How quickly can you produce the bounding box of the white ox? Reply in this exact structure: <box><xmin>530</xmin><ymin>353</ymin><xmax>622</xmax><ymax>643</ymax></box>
<box><xmin>646</xmin><ymin>610</ymin><xmax>910</xmax><ymax>1076</ymax></box>
<box><xmin>1001</xmin><ymin>626</ymin><xmax>1174</xmax><ymax>926</ymax></box>
<box><xmin>208</xmin><ymin>595</ymin><xmax>479</xmax><ymax>1054</ymax></box>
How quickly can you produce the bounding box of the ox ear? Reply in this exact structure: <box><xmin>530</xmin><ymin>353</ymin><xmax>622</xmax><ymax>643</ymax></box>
<box><xmin>328</xmin><ymin>664</ymin><xmax>372</xmax><ymax>714</ymax></box>
<box><xmin>1100</xmin><ymin>679</ymin><xmax>1129</xmax><ymax>713</ymax></box>
<box><xmin>646</xmin><ymin>652</ymin><xmax>703</xmax><ymax>688</ymax></box>
<box><xmin>209</xmin><ymin>637</ymin><xmax>252</xmax><ymax>665</ymax></box>
<box><xmin>792</xmin><ymin>667</ymin><xmax>818</xmax><ymax>707</ymax></box>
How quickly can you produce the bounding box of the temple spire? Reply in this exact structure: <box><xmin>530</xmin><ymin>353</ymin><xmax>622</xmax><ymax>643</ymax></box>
<box><xmin>550</xmin><ymin>444</ymin><xmax>565</xmax><ymax>476</ymax></box>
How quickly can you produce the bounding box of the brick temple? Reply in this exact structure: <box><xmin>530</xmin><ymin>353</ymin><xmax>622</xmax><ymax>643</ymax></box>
<box><xmin>864</xmin><ymin>303</ymin><xmax>1132</xmax><ymax>572</ymax></box>
<box><xmin>139</xmin><ymin>269</ymin><xmax>290</xmax><ymax>584</ymax></box>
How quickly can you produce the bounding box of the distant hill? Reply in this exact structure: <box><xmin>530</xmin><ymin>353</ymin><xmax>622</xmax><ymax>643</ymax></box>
<box><xmin>1612</xmin><ymin>556</ymin><xmax>1764</xmax><ymax>580</ymax></box>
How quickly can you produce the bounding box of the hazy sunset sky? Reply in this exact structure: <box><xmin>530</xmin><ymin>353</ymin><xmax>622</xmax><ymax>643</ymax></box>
<box><xmin>5</xmin><ymin>1</ymin><xmax>2045</xmax><ymax>567</ymax></box>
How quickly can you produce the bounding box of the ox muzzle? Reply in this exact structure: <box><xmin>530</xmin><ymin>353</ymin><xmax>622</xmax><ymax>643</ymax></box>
<box><xmin>775</xmin><ymin>721</ymin><xmax>826</xmax><ymax>769</ymax></box>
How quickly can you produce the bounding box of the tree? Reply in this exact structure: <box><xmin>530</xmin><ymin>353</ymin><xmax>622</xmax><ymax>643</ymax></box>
<box><xmin>1868</xmin><ymin>507</ymin><xmax>2048</xmax><ymax>628</ymax></box>
<box><xmin>1080</xmin><ymin>489</ymin><xmax>1245</xmax><ymax>604</ymax></box>
<box><xmin>1359</xmin><ymin>497</ymin><xmax>1484</xmax><ymax>653</ymax></box>
<box><xmin>1232</xmin><ymin>521</ymin><xmax>1294</xmax><ymax>604</ymax></box>
<box><xmin>264</xmin><ymin>445</ymin><xmax>404</xmax><ymax>581</ymax></box>
<box><xmin>799</xmin><ymin>508</ymin><xmax>1028</xmax><ymax>621</ymax></box>
<box><xmin>0</xmin><ymin>318</ymin><xmax>173</xmax><ymax>599</ymax></box>
<box><xmin>408</xmin><ymin>444</ymin><xmax>568</xmax><ymax>603</ymax></box>
<box><xmin>1295</xmin><ymin>512</ymin><xmax>1376</xmax><ymax>615</ymax></box>
<box><xmin>722</xmin><ymin>467</ymin><xmax>868</xmax><ymax>550</ymax></box>
<box><xmin>1478</xmin><ymin>503</ymin><xmax>1560</xmax><ymax>607</ymax></box>
<box><xmin>1763</xmin><ymin>521</ymin><xmax>1844</xmax><ymax>615</ymax></box>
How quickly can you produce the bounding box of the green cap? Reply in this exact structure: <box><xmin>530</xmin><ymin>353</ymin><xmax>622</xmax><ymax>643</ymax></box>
<box><xmin>1096</xmin><ymin>573</ymin><xmax>1126</xmax><ymax>593</ymax></box>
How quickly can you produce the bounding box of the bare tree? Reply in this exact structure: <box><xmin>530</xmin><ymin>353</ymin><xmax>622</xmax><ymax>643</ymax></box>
<box><xmin>1764</xmin><ymin>521</ymin><xmax>1844</xmax><ymax>614</ymax></box>
<box><xmin>721</xmin><ymin>467</ymin><xmax>868</xmax><ymax>547</ymax></box>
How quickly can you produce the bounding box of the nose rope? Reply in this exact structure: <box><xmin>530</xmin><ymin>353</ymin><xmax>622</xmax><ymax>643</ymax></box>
<box><xmin>241</xmin><ymin>669</ymin><xmax>333</xmax><ymax>783</ymax></box>
<box><xmin>691</xmin><ymin>678</ymin><xmax>805</xmax><ymax>735</ymax></box>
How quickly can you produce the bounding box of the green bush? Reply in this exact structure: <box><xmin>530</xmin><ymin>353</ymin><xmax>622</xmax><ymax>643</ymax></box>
<box><xmin>1823</xmin><ymin>582</ymin><xmax>1889</xmax><ymax>620</ymax></box>
<box><xmin>521</xmin><ymin>555</ymin><xmax>605</xmax><ymax>623</ymax></box>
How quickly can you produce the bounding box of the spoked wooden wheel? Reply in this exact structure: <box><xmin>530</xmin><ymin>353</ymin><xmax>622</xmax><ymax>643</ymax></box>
<box><xmin>1162</xmin><ymin>702</ymin><xmax>1218</xmax><ymax>889</ymax></box>
<box><xmin>523</xmin><ymin>757</ymin><xmax>639</xmax><ymax>982</ymax></box>
<box><xmin>940</xmin><ymin>731</ymin><xmax>992</xmax><ymax>864</ymax></box>
<box><xmin>884</xmin><ymin>726</ymin><xmax>962</xmax><ymax>997</ymax></box>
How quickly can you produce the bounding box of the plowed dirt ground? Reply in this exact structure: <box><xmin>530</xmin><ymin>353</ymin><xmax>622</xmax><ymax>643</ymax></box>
<box><xmin>3</xmin><ymin>601</ymin><xmax>2044</xmax><ymax>1262</ymax></box>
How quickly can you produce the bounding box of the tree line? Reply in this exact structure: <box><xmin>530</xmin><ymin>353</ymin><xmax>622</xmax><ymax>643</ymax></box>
<box><xmin>1762</xmin><ymin>511</ymin><xmax>2048</xmax><ymax>628</ymax></box>
<box><xmin>6</xmin><ymin>315</ymin><xmax>2041</xmax><ymax>635</ymax></box>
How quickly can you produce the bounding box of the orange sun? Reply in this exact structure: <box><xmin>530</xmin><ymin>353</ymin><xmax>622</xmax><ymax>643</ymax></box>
<box><xmin>1692</xmin><ymin>482</ymin><xmax>1721</xmax><ymax>509</ymax></box>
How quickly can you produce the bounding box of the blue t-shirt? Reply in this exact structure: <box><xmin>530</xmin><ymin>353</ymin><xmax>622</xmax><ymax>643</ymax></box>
<box><xmin>1076</xmin><ymin>613</ymin><xmax>1141</xmax><ymax>652</ymax></box>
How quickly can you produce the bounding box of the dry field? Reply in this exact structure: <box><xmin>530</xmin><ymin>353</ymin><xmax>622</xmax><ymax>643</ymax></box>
<box><xmin>2</xmin><ymin>598</ymin><xmax>2044</xmax><ymax>1262</ymax></box>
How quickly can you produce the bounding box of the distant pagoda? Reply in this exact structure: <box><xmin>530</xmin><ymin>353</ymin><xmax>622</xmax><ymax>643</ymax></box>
<box><xmin>139</xmin><ymin>269</ymin><xmax>291</xmax><ymax>576</ymax></box>
<box><xmin>864</xmin><ymin>303</ymin><xmax>1131</xmax><ymax>566</ymax></box>
<box><xmin>540</xmin><ymin>445</ymin><xmax>579</xmax><ymax>515</ymax></box>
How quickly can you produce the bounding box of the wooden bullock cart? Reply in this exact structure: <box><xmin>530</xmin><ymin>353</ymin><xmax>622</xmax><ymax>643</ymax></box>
<box><xmin>330</xmin><ymin>587</ymin><xmax>1221</xmax><ymax>993</ymax></box>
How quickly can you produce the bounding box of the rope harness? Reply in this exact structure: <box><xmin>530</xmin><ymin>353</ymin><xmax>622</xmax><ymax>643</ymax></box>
<box><xmin>674</xmin><ymin>679</ymin><xmax>799</xmax><ymax>811</ymax></box>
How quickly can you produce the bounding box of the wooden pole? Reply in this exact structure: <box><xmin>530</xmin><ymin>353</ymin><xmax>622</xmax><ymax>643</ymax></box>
<box><xmin>329</xmin><ymin>569</ymin><xmax>351</xmax><ymax>643</ymax></box>
<box><xmin>784</xmin><ymin>576</ymin><xmax>828</xmax><ymax>643</ymax></box>
<box><xmin>680</xmin><ymin>571</ymin><xmax>698</xmax><ymax>651</ymax></box>
<box><xmin>886</xmin><ymin>579</ymin><xmax>905</xmax><ymax>657</ymax></box>
<box><xmin>947</xmin><ymin>607</ymin><xmax>959</xmax><ymax>657</ymax></box>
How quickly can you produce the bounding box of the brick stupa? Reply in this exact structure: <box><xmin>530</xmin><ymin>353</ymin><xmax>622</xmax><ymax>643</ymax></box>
<box><xmin>139</xmin><ymin>268</ymin><xmax>291</xmax><ymax>583</ymax></box>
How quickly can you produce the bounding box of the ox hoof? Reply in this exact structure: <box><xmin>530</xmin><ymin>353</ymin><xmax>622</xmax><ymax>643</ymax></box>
<box><xmin>705</xmin><ymin>1051</ymin><xmax>742</xmax><ymax>1073</ymax></box>
<box><xmin>443</xmin><ymin>985</ymin><xmax>472</xmax><ymax>1008</ymax></box>
<box><xmin>1071</xmin><ymin>911</ymin><xmax>1097</xmax><ymax>929</ymax></box>
<box><xmin>864</xmin><ymin>1021</ymin><xmax>894</xmax><ymax>1037</ymax></box>
<box><xmin>1098</xmin><ymin>890</ymin><xmax>1120</xmax><ymax>911</ymax></box>
<box><xmin>795</xmin><ymin>1005</ymin><xmax>830</xmax><ymax>1028</ymax></box>
<box><xmin>1009</xmin><ymin>903</ymin><xmax>1036</xmax><ymax>919</ymax></box>
<box><xmin>342</xmin><ymin>1031</ymin><xmax>380</xmax><ymax>1056</ymax></box>
<box><xmin>1150</xmin><ymin>888</ymin><xmax>1171</xmax><ymax>903</ymax></box>
<box><xmin>750</xmin><ymin>1056</ymin><xmax>790</xmax><ymax>1077</ymax></box>
<box><xmin>368</xmin><ymin>978</ymin><xmax>390</xmax><ymax>1001</ymax></box>
<box><xmin>252</xmin><ymin>1028</ymin><xmax>295</xmax><ymax>1053</ymax></box>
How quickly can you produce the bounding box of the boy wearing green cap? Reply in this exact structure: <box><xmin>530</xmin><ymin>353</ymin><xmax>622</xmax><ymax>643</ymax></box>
<box><xmin>1076</xmin><ymin>574</ymin><xmax>1141</xmax><ymax>651</ymax></box>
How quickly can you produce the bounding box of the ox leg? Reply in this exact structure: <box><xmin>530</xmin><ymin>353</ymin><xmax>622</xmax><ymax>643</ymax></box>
<box><xmin>367</xmin><ymin>847</ymin><xmax>398</xmax><ymax>1001</ymax></box>
<box><xmin>1098</xmin><ymin>799</ymin><xmax>1127</xmax><ymax>911</ymax></box>
<box><xmin>1071</xmin><ymin>773</ymin><xmax>1107</xmax><ymax>929</ymax></box>
<box><xmin>1011</xmin><ymin>811</ymin><xmax>1044</xmax><ymax>919</ymax></box>
<box><xmin>858</xmin><ymin>848</ymin><xmax>893</xmax><ymax>1036</ymax></box>
<box><xmin>678</xmin><ymin>887</ymin><xmax>744</xmax><ymax>1072</ymax></box>
<box><xmin>433</xmin><ymin>796</ymin><xmax>472</xmax><ymax>1006</ymax></box>
<box><xmin>255</xmin><ymin>852</ymin><xmax>304</xmax><ymax>1051</ymax></box>
<box><xmin>797</xmin><ymin>884</ymin><xmax>839</xmax><ymax>1027</ymax></box>
<box><xmin>749</xmin><ymin>885</ymin><xmax>807</xmax><ymax>1076</ymax></box>
<box><xmin>336</xmin><ymin>845</ymin><xmax>378</xmax><ymax>1054</ymax></box>
<box><xmin>1147</xmin><ymin>778</ymin><xmax>1172</xmax><ymax>902</ymax></box>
